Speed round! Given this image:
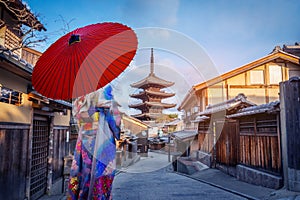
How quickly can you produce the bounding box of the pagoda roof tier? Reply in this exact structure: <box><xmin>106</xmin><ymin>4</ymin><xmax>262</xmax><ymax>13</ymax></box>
<box><xmin>130</xmin><ymin>73</ymin><xmax>174</xmax><ymax>89</ymax></box>
<box><xmin>130</xmin><ymin>89</ymin><xmax>175</xmax><ymax>99</ymax></box>
<box><xmin>131</xmin><ymin>113</ymin><xmax>162</xmax><ymax>120</ymax></box>
<box><xmin>129</xmin><ymin>101</ymin><xmax>176</xmax><ymax>110</ymax></box>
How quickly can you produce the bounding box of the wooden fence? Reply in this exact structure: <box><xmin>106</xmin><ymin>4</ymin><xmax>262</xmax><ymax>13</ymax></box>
<box><xmin>198</xmin><ymin>120</ymin><xmax>238</xmax><ymax>166</ymax></box>
<box><xmin>0</xmin><ymin>123</ymin><xmax>30</xmax><ymax>200</ymax></box>
<box><xmin>197</xmin><ymin>114</ymin><xmax>281</xmax><ymax>174</ymax></box>
<box><xmin>198</xmin><ymin>121</ymin><xmax>213</xmax><ymax>153</ymax></box>
<box><xmin>52</xmin><ymin>126</ymin><xmax>68</xmax><ymax>181</ymax></box>
<box><xmin>238</xmin><ymin>114</ymin><xmax>281</xmax><ymax>173</ymax></box>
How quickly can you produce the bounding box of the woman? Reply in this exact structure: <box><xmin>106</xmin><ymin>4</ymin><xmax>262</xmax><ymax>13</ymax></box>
<box><xmin>68</xmin><ymin>85</ymin><xmax>120</xmax><ymax>200</ymax></box>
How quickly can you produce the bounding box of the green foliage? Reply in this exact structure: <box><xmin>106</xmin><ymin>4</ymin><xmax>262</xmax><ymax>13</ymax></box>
<box><xmin>168</xmin><ymin>113</ymin><xmax>178</xmax><ymax>119</ymax></box>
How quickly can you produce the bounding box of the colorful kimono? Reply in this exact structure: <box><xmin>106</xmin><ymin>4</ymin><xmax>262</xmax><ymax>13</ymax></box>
<box><xmin>68</xmin><ymin>86</ymin><xmax>120</xmax><ymax>200</ymax></box>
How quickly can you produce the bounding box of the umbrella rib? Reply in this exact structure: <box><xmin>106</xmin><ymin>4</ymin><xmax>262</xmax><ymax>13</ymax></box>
<box><xmin>76</xmin><ymin>45</ymin><xmax>97</xmax><ymax>96</ymax></box>
<box><xmin>34</xmin><ymin>57</ymin><xmax>64</xmax><ymax>98</ymax></box>
<box><xmin>33</xmin><ymin>41</ymin><xmax>69</xmax><ymax>98</ymax></box>
<box><xmin>72</xmin><ymin>45</ymin><xmax>86</xmax><ymax>97</ymax></box>
<box><xmin>96</xmin><ymin>45</ymin><xmax>136</xmax><ymax>74</ymax></box>
<box><xmin>62</xmin><ymin>51</ymin><xmax>74</xmax><ymax>99</ymax></box>
<box><xmin>87</xmin><ymin>49</ymin><xmax>116</xmax><ymax>87</ymax></box>
<box><xmin>85</xmin><ymin>55</ymin><xmax>105</xmax><ymax>91</ymax></box>
<box><xmin>49</xmin><ymin>50</ymin><xmax>73</xmax><ymax>99</ymax></box>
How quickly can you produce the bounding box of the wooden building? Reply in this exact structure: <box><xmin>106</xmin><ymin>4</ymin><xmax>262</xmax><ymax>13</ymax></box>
<box><xmin>283</xmin><ymin>42</ymin><xmax>300</xmax><ymax>57</ymax></box>
<box><xmin>178</xmin><ymin>47</ymin><xmax>300</xmax><ymax>130</ymax></box>
<box><xmin>178</xmin><ymin>45</ymin><xmax>300</xmax><ymax>189</ymax></box>
<box><xmin>227</xmin><ymin>101</ymin><xmax>282</xmax><ymax>189</ymax></box>
<box><xmin>195</xmin><ymin>94</ymin><xmax>283</xmax><ymax>188</ymax></box>
<box><xmin>0</xmin><ymin>1</ymin><xmax>72</xmax><ymax>199</ymax></box>
<box><xmin>172</xmin><ymin>130</ymin><xmax>198</xmax><ymax>157</ymax></box>
<box><xmin>179</xmin><ymin>44</ymin><xmax>300</xmax><ymax>189</ymax></box>
<box><xmin>164</xmin><ymin>118</ymin><xmax>184</xmax><ymax>133</ymax></box>
<box><xmin>0</xmin><ymin>0</ymin><xmax>46</xmax><ymax>57</ymax></box>
<box><xmin>196</xmin><ymin>94</ymin><xmax>255</xmax><ymax>167</ymax></box>
<box><xmin>129</xmin><ymin>48</ymin><xmax>176</xmax><ymax>121</ymax></box>
<box><xmin>121</xmin><ymin>113</ymin><xmax>151</xmax><ymax>135</ymax></box>
<box><xmin>120</xmin><ymin>113</ymin><xmax>151</xmax><ymax>156</ymax></box>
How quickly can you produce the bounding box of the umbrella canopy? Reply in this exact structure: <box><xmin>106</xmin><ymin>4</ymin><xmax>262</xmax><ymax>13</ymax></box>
<box><xmin>32</xmin><ymin>22</ymin><xmax>137</xmax><ymax>100</ymax></box>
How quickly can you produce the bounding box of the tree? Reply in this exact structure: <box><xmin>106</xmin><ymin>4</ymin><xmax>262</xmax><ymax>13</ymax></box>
<box><xmin>0</xmin><ymin>0</ymin><xmax>47</xmax><ymax>53</ymax></box>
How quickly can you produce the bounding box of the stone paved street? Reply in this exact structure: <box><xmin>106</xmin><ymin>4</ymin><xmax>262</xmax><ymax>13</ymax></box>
<box><xmin>112</xmin><ymin>152</ymin><xmax>246</xmax><ymax>200</ymax></box>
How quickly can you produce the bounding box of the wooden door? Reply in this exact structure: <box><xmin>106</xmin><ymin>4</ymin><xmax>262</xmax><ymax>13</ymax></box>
<box><xmin>29</xmin><ymin>114</ymin><xmax>50</xmax><ymax>200</ymax></box>
<box><xmin>215</xmin><ymin>120</ymin><xmax>238</xmax><ymax>166</ymax></box>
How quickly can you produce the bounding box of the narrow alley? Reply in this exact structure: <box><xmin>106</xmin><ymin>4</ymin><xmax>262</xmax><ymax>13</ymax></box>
<box><xmin>112</xmin><ymin>152</ymin><xmax>246</xmax><ymax>200</ymax></box>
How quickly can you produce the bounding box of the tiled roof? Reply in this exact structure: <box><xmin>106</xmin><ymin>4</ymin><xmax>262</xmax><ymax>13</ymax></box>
<box><xmin>130</xmin><ymin>73</ymin><xmax>174</xmax><ymax>88</ymax></box>
<box><xmin>282</xmin><ymin>43</ymin><xmax>300</xmax><ymax>57</ymax></box>
<box><xmin>131</xmin><ymin>112</ymin><xmax>162</xmax><ymax>120</ymax></box>
<box><xmin>172</xmin><ymin>130</ymin><xmax>198</xmax><ymax>140</ymax></box>
<box><xmin>129</xmin><ymin>101</ymin><xmax>176</xmax><ymax>109</ymax></box>
<box><xmin>130</xmin><ymin>89</ymin><xmax>175</xmax><ymax>99</ymax></box>
<box><xmin>0</xmin><ymin>46</ymin><xmax>34</xmax><ymax>75</ymax></box>
<box><xmin>165</xmin><ymin>118</ymin><xmax>182</xmax><ymax>126</ymax></box>
<box><xmin>197</xmin><ymin>93</ymin><xmax>256</xmax><ymax>116</ymax></box>
<box><xmin>227</xmin><ymin>101</ymin><xmax>280</xmax><ymax>118</ymax></box>
<box><xmin>191</xmin><ymin>115</ymin><xmax>210</xmax><ymax>123</ymax></box>
<box><xmin>122</xmin><ymin>114</ymin><xmax>151</xmax><ymax>128</ymax></box>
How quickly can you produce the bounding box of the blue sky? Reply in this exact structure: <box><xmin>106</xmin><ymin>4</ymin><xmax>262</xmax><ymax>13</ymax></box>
<box><xmin>25</xmin><ymin>0</ymin><xmax>300</xmax><ymax>114</ymax></box>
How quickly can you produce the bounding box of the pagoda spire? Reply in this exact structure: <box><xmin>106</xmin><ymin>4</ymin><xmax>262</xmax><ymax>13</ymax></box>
<box><xmin>129</xmin><ymin>47</ymin><xmax>176</xmax><ymax>121</ymax></box>
<box><xmin>150</xmin><ymin>48</ymin><xmax>154</xmax><ymax>74</ymax></box>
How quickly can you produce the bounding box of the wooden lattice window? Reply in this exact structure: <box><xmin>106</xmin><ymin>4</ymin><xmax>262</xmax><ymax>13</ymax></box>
<box><xmin>239</xmin><ymin>118</ymin><xmax>255</xmax><ymax>134</ymax></box>
<box><xmin>198</xmin><ymin>121</ymin><xmax>210</xmax><ymax>132</ymax></box>
<box><xmin>0</xmin><ymin>85</ymin><xmax>23</xmax><ymax>106</ymax></box>
<box><xmin>239</xmin><ymin>115</ymin><xmax>277</xmax><ymax>135</ymax></box>
<box><xmin>256</xmin><ymin>115</ymin><xmax>277</xmax><ymax>134</ymax></box>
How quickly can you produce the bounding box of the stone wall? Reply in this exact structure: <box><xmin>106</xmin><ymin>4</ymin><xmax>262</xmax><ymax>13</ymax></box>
<box><xmin>196</xmin><ymin>151</ymin><xmax>212</xmax><ymax>167</ymax></box>
<box><xmin>288</xmin><ymin>168</ymin><xmax>300</xmax><ymax>191</ymax></box>
<box><xmin>236</xmin><ymin>165</ymin><xmax>283</xmax><ymax>189</ymax></box>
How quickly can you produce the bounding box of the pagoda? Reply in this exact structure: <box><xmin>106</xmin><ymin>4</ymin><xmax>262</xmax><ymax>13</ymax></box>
<box><xmin>129</xmin><ymin>48</ymin><xmax>176</xmax><ymax>121</ymax></box>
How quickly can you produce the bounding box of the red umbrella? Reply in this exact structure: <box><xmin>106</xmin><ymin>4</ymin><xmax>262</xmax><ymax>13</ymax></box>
<box><xmin>32</xmin><ymin>22</ymin><xmax>137</xmax><ymax>100</ymax></box>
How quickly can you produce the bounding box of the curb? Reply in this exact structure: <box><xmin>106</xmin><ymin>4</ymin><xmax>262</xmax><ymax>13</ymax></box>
<box><xmin>175</xmin><ymin>171</ymin><xmax>259</xmax><ymax>200</ymax></box>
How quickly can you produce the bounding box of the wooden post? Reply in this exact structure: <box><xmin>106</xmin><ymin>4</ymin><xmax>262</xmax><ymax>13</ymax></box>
<box><xmin>25</xmin><ymin>108</ymin><xmax>34</xmax><ymax>199</ymax></box>
<box><xmin>47</xmin><ymin>115</ymin><xmax>54</xmax><ymax>195</ymax></box>
<box><xmin>213</xmin><ymin>121</ymin><xmax>216</xmax><ymax>168</ymax></box>
<box><xmin>280</xmin><ymin>77</ymin><xmax>300</xmax><ymax>192</ymax></box>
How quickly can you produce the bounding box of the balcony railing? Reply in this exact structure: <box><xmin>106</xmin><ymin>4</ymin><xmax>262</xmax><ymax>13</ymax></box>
<box><xmin>1</xmin><ymin>27</ymin><xmax>22</xmax><ymax>57</ymax></box>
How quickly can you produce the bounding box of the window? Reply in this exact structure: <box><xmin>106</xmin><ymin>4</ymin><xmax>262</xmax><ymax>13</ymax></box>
<box><xmin>198</xmin><ymin>121</ymin><xmax>210</xmax><ymax>132</ymax></box>
<box><xmin>250</xmin><ymin>70</ymin><xmax>264</xmax><ymax>84</ymax></box>
<box><xmin>239</xmin><ymin>115</ymin><xmax>277</xmax><ymax>135</ymax></box>
<box><xmin>269</xmin><ymin>65</ymin><xmax>282</xmax><ymax>84</ymax></box>
<box><xmin>239</xmin><ymin>119</ymin><xmax>255</xmax><ymax>133</ymax></box>
<box><xmin>256</xmin><ymin>115</ymin><xmax>277</xmax><ymax>134</ymax></box>
<box><xmin>0</xmin><ymin>85</ymin><xmax>23</xmax><ymax>106</ymax></box>
<box><xmin>193</xmin><ymin>106</ymin><xmax>199</xmax><ymax>113</ymax></box>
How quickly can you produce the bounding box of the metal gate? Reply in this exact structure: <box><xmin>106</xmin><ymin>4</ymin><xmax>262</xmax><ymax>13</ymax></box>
<box><xmin>30</xmin><ymin>114</ymin><xmax>50</xmax><ymax>200</ymax></box>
